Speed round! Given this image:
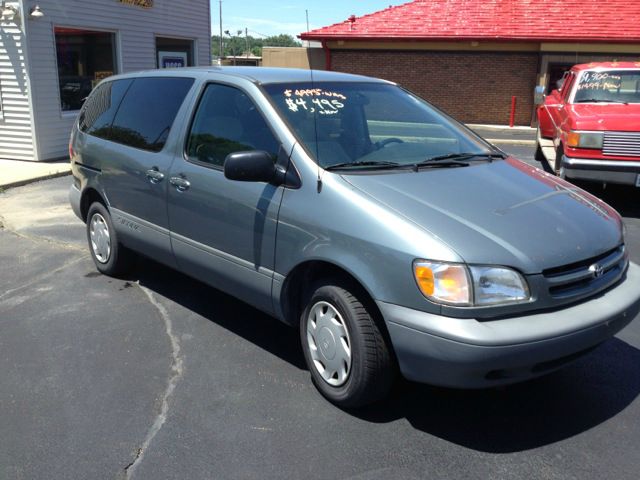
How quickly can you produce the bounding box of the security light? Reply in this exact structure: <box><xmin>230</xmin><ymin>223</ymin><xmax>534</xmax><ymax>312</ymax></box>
<box><xmin>29</xmin><ymin>5</ymin><xmax>44</xmax><ymax>18</ymax></box>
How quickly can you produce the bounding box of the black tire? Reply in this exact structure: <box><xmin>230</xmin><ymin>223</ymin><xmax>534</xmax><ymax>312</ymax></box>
<box><xmin>554</xmin><ymin>144</ymin><xmax>566</xmax><ymax>178</ymax></box>
<box><xmin>86</xmin><ymin>202</ymin><xmax>133</xmax><ymax>277</ymax></box>
<box><xmin>300</xmin><ymin>278</ymin><xmax>396</xmax><ymax>408</ymax></box>
<box><xmin>534</xmin><ymin>142</ymin><xmax>545</xmax><ymax>163</ymax></box>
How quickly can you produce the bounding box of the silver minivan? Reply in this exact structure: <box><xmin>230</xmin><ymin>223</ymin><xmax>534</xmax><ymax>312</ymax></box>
<box><xmin>69</xmin><ymin>67</ymin><xmax>640</xmax><ymax>407</ymax></box>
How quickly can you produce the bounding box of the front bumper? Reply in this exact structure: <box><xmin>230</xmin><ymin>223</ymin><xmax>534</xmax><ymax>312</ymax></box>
<box><xmin>378</xmin><ymin>262</ymin><xmax>640</xmax><ymax>388</ymax></box>
<box><xmin>562</xmin><ymin>156</ymin><xmax>640</xmax><ymax>185</ymax></box>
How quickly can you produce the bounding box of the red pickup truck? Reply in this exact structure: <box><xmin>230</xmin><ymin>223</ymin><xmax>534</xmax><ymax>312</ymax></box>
<box><xmin>536</xmin><ymin>62</ymin><xmax>640</xmax><ymax>187</ymax></box>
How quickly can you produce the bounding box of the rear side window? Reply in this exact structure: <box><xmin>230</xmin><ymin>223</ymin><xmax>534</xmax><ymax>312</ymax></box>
<box><xmin>110</xmin><ymin>77</ymin><xmax>194</xmax><ymax>152</ymax></box>
<box><xmin>79</xmin><ymin>79</ymin><xmax>133</xmax><ymax>139</ymax></box>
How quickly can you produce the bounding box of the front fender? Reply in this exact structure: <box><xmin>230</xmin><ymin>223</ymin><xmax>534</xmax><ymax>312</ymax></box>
<box><xmin>273</xmin><ymin>161</ymin><xmax>461</xmax><ymax>318</ymax></box>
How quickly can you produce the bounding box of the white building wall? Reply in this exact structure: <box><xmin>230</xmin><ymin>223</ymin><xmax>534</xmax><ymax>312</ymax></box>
<box><xmin>0</xmin><ymin>1</ymin><xmax>35</xmax><ymax>161</ymax></box>
<box><xmin>24</xmin><ymin>0</ymin><xmax>211</xmax><ymax>161</ymax></box>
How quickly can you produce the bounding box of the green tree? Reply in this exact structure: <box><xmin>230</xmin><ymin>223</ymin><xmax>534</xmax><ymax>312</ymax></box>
<box><xmin>212</xmin><ymin>33</ymin><xmax>301</xmax><ymax>59</ymax></box>
<box><xmin>262</xmin><ymin>34</ymin><xmax>301</xmax><ymax>48</ymax></box>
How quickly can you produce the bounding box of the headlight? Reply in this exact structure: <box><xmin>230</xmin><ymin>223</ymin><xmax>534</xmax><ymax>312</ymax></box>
<box><xmin>567</xmin><ymin>131</ymin><xmax>604</xmax><ymax>149</ymax></box>
<box><xmin>468</xmin><ymin>266</ymin><xmax>530</xmax><ymax>306</ymax></box>
<box><xmin>413</xmin><ymin>261</ymin><xmax>530</xmax><ymax>307</ymax></box>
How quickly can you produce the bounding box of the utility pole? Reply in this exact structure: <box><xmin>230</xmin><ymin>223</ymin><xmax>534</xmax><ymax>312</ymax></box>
<box><xmin>245</xmin><ymin>27</ymin><xmax>249</xmax><ymax>58</ymax></box>
<box><xmin>305</xmin><ymin>9</ymin><xmax>310</xmax><ymax>48</ymax></box>
<box><xmin>218</xmin><ymin>0</ymin><xmax>223</xmax><ymax>64</ymax></box>
<box><xmin>225</xmin><ymin>30</ymin><xmax>236</xmax><ymax>65</ymax></box>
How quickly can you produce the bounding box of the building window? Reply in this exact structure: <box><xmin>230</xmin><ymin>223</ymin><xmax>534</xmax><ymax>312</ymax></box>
<box><xmin>55</xmin><ymin>27</ymin><xmax>116</xmax><ymax>112</ymax></box>
<box><xmin>156</xmin><ymin>37</ymin><xmax>194</xmax><ymax>68</ymax></box>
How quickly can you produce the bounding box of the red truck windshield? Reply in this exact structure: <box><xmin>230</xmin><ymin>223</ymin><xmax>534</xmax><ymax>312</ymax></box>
<box><xmin>574</xmin><ymin>70</ymin><xmax>640</xmax><ymax>104</ymax></box>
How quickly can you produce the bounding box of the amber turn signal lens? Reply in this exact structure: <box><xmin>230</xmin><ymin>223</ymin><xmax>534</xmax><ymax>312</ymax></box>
<box><xmin>415</xmin><ymin>265</ymin><xmax>435</xmax><ymax>296</ymax></box>
<box><xmin>413</xmin><ymin>261</ymin><xmax>471</xmax><ymax>305</ymax></box>
<box><xmin>567</xmin><ymin>131</ymin><xmax>580</xmax><ymax>148</ymax></box>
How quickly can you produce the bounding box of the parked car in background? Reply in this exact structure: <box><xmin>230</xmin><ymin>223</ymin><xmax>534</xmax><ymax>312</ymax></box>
<box><xmin>70</xmin><ymin>67</ymin><xmax>640</xmax><ymax>407</ymax></box>
<box><xmin>536</xmin><ymin>62</ymin><xmax>640</xmax><ymax>187</ymax></box>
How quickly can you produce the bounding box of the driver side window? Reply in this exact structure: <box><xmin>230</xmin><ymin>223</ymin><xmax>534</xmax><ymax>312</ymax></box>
<box><xmin>187</xmin><ymin>84</ymin><xmax>279</xmax><ymax>167</ymax></box>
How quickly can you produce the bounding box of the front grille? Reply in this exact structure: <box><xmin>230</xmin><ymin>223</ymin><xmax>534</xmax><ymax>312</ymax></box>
<box><xmin>603</xmin><ymin>132</ymin><xmax>640</xmax><ymax>157</ymax></box>
<box><xmin>542</xmin><ymin>245</ymin><xmax>628</xmax><ymax>300</ymax></box>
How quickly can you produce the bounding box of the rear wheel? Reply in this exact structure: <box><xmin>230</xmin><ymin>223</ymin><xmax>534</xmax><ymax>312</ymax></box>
<box><xmin>86</xmin><ymin>202</ymin><xmax>132</xmax><ymax>277</ymax></box>
<box><xmin>300</xmin><ymin>278</ymin><xmax>396</xmax><ymax>408</ymax></box>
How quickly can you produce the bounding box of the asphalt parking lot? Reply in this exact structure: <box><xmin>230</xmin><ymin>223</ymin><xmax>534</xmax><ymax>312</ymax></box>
<box><xmin>1</xmin><ymin>145</ymin><xmax>639</xmax><ymax>480</ymax></box>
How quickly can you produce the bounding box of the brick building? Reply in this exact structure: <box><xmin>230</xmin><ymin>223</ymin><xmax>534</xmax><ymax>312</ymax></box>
<box><xmin>300</xmin><ymin>0</ymin><xmax>640</xmax><ymax>126</ymax></box>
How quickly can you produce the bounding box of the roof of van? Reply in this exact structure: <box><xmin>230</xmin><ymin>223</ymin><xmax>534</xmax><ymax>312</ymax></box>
<box><xmin>109</xmin><ymin>67</ymin><xmax>391</xmax><ymax>85</ymax></box>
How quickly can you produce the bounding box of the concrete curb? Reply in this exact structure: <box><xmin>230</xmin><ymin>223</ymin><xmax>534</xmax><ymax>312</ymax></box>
<box><xmin>486</xmin><ymin>138</ymin><xmax>536</xmax><ymax>146</ymax></box>
<box><xmin>467</xmin><ymin>123</ymin><xmax>536</xmax><ymax>132</ymax></box>
<box><xmin>1</xmin><ymin>170</ymin><xmax>71</xmax><ymax>191</ymax></box>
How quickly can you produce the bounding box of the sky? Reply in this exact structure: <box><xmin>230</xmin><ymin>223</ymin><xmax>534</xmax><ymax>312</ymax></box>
<box><xmin>210</xmin><ymin>1</ymin><xmax>408</xmax><ymax>39</ymax></box>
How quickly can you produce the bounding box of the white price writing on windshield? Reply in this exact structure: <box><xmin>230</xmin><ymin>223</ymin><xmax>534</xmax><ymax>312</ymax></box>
<box><xmin>284</xmin><ymin>88</ymin><xmax>347</xmax><ymax>115</ymax></box>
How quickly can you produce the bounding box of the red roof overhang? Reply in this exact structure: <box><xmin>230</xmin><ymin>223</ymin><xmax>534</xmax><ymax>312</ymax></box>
<box><xmin>299</xmin><ymin>0</ymin><xmax>640</xmax><ymax>45</ymax></box>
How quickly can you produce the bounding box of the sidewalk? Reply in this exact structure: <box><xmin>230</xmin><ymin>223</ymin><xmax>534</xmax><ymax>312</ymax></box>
<box><xmin>0</xmin><ymin>159</ymin><xmax>71</xmax><ymax>190</ymax></box>
<box><xmin>467</xmin><ymin>124</ymin><xmax>536</xmax><ymax>146</ymax></box>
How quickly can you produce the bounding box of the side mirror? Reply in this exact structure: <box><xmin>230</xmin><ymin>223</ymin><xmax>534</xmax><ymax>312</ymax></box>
<box><xmin>224</xmin><ymin>150</ymin><xmax>276</xmax><ymax>183</ymax></box>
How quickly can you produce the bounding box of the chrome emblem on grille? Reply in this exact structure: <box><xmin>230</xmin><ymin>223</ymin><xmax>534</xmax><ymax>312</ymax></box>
<box><xmin>589</xmin><ymin>263</ymin><xmax>605</xmax><ymax>279</ymax></box>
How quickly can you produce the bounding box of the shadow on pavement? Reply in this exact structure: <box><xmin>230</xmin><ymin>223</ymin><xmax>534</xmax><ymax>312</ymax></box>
<box><xmin>133</xmin><ymin>259</ymin><xmax>306</xmax><ymax>370</ymax></box>
<box><xmin>128</xmin><ymin>258</ymin><xmax>640</xmax><ymax>454</ymax></box>
<box><xmin>354</xmin><ymin>337</ymin><xmax>640</xmax><ymax>453</ymax></box>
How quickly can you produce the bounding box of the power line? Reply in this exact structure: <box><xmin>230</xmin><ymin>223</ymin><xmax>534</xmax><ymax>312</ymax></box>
<box><xmin>247</xmin><ymin>29</ymin><xmax>270</xmax><ymax>38</ymax></box>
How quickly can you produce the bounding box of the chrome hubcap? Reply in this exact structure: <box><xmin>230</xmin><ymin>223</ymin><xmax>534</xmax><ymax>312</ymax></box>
<box><xmin>89</xmin><ymin>213</ymin><xmax>111</xmax><ymax>264</ymax></box>
<box><xmin>306</xmin><ymin>301</ymin><xmax>352</xmax><ymax>387</ymax></box>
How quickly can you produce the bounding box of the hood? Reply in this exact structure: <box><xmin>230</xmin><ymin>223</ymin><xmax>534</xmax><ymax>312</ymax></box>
<box><xmin>341</xmin><ymin>158</ymin><xmax>623</xmax><ymax>274</ymax></box>
<box><xmin>567</xmin><ymin>103</ymin><xmax>640</xmax><ymax>131</ymax></box>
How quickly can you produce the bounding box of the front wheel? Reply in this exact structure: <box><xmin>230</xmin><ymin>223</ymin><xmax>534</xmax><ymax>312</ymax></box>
<box><xmin>554</xmin><ymin>145</ymin><xmax>567</xmax><ymax>179</ymax></box>
<box><xmin>300</xmin><ymin>279</ymin><xmax>396</xmax><ymax>408</ymax></box>
<box><xmin>534</xmin><ymin>143</ymin><xmax>546</xmax><ymax>163</ymax></box>
<box><xmin>86</xmin><ymin>202</ymin><xmax>132</xmax><ymax>277</ymax></box>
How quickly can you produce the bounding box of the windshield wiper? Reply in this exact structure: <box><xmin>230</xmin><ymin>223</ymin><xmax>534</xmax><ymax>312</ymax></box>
<box><xmin>575</xmin><ymin>98</ymin><xmax>629</xmax><ymax>104</ymax></box>
<box><xmin>324</xmin><ymin>160</ymin><xmax>403</xmax><ymax>171</ymax></box>
<box><xmin>413</xmin><ymin>152</ymin><xmax>505</xmax><ymax>169</ymax></box>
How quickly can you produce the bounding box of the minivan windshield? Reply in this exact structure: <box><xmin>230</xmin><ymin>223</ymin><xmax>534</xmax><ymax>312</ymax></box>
<box><xmin>263</xmin><ymin>82</ymin><xmax>493</xmax><ymax>169</ymax></box>
<box><xmin>573</xmin><ymin>70</ymin><xmax>640</xmax><ymax>104</ymax></box>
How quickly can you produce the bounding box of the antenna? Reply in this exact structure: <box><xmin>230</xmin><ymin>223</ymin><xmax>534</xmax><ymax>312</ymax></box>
<box><xmin>305</xmin><ymin>9</ymin><xmax>310</xmax><ymax>47</ymax></box>
<box><xmin>305</xmin><ymin>9</ymin><xmax>322</xmax><ymax>193</ymax></box>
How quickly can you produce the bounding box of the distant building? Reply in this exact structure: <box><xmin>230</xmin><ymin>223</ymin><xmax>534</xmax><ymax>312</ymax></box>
<box><xmin>0</xmin><ymin>0</ymin><xmax>211</xmax><ymax>162</ymax></box>
<box><xmin>222</xmin><ymin>55</ymin><xmax>262</xmax><ymax>67</ymax></box>
<box><xmin>262</xmin><ymin>47</ymin><xmax>324</xmax><ymax>70</ymax></box>
<box><xmin>300</xmin><ymin>0</ymin><xmax>640</xmax><ymax>126</ymax></box>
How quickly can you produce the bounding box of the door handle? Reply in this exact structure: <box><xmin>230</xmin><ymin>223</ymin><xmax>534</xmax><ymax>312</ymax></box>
<box><xmin>170</xmin><ymin>176</ymin><xmax>191</xmax><ymax>192</ymax></box>
<box><xmin>146</xmin><ymin>168</ymin><xmax>165</xmax><ymax>184</ymax></box>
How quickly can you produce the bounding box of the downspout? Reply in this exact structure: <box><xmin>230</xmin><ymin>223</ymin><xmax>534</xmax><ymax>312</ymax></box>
<box><xmin>322</xmin><ymin>41</ymin><xmax>331</xmax><ymax>71</ymax></box>
<box><xmin>19</xmin><ymin>0</ymin><xmax>41</xmax><ymax>161</ymax></box>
